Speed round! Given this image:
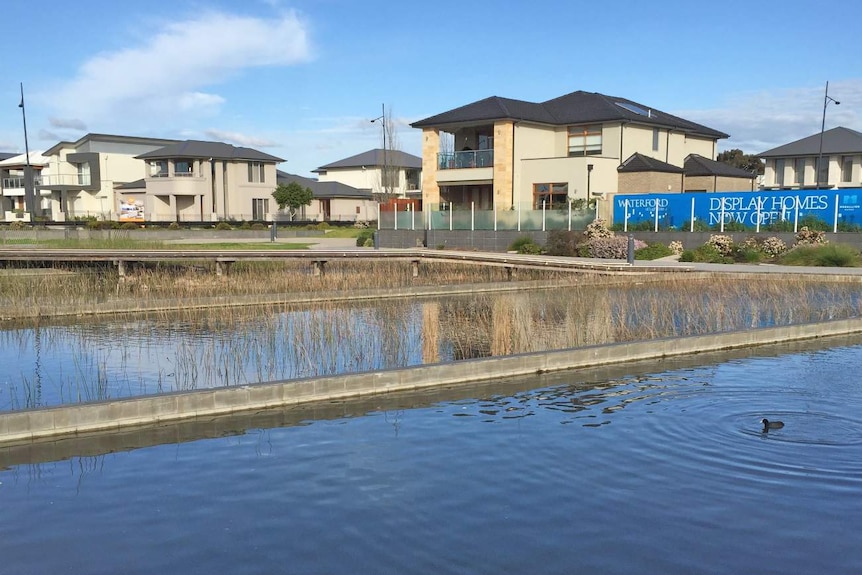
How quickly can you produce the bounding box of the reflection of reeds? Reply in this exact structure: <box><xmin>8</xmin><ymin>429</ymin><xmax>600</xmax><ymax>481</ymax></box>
<box><xmin>4</xmin><ymin>273</ymin><xmax>862</xmax><ymax>411</ymax></box>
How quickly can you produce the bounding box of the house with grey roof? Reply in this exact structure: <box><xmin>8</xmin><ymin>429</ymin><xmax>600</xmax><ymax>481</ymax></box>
<box><xmin>39</xmin><ymin>133</ymin><xmax>178</xmax><ymax>221</ymax></box>
<box><xmin>136</xmin><ymin>140</ymin><xmax>284</xmax><ymax>221</ymax></box>
<box><xmin>1</xmin><ymin>151</ymin><xmax>51</xmax><ymax>221</ymax></box>
<box><xmin>758</xmin><ymin>127</ymin><xmax>862</xmax><ymax>190</ymax></box>
<box><xmin>616</xmin><ymin>153</ymin><xmax>755</xmax><ymax>194</ymax></box>
<box><xmin>276</xmin><ymin>171</ymin><xmax>375</xmax><ymax>222</ymax></box>
<box><xmin>410</xmin><ymin>90</ymin><xmax>731</xmax><ymax>211</ymax></box>
<box><xmin>313</xmin><ymin>148</ymin><xmax>421</xmax><ymax>198</ymax></box>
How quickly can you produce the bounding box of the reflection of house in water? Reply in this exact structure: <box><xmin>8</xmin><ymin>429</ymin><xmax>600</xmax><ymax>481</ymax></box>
<box><xmin>424</xmin><ymin>290</ymin><xmax>616</xmax><ymax>363</ymax></box>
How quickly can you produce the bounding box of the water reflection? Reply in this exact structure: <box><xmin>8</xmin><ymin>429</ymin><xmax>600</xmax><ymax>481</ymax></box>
<box><xmin>2</xmin><ymin>280</ymin><xmax>862</xmax><ymax>411</ymax></box>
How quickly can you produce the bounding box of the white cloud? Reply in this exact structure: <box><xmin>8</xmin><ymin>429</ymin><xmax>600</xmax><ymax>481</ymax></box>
<box><xmin>676</xmin><ymin>79</ymin><xmax>862</xmax><ymax>154</ymax></box>
<box><xmin>204</xmin><ymin>129</ymin><xmax>279</xmax><ymax>148</ymax></box>
<box><xmin>50</xmin><ymin>10</ymin><xmax>311</xmax><ymax>129</ymax></box>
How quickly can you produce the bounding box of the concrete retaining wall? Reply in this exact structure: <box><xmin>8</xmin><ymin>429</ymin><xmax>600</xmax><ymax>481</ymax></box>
<box><xmin>3</xmin><ymin>317</ymin><xmax>862</xmax><ymax>446</ymax></box>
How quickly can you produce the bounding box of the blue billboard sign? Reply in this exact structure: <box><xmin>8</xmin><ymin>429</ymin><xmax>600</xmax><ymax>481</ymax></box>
<box><xmin>612</xmin><ymin>189</ymin><xmax>862</xmax><ymax>230</ymax></box>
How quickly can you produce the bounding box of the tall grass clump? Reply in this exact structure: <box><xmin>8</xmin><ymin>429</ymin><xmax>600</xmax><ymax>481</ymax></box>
<box><xmin>778</xmin><ymin>244</ymin><xmax>862</xmax><ymax>267</ymax></box>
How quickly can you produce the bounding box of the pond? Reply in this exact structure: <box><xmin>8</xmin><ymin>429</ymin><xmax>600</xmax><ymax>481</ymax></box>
<box><xmin>2</xmin><ymin>339</ymin><xmax>861</xmax><ymax>574</ymax></box>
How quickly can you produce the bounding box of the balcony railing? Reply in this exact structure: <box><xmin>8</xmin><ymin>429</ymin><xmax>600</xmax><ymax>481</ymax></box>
<box><xmin>438</xmin><ymin>150</ymin><xmax>493</xmax><ymax>170</ymax></box>
<box><xmin>39</xmin><ymin>174</ymin><xmax>92</xmax><ymax>187</ymax></box>
<box><xmin>150</xmin><ymin>171</ymin><xmax>198</xmax><ymax>178</ymax></box>
<box><xmin>2</xmin><ymin>176</ymin><xmax>42</xmax><ymax>189</ymax></box>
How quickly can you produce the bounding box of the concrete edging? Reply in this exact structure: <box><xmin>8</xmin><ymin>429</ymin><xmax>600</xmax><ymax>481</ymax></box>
<box><xmin>2</xmin><ymin>317</ymin><xmax>862</xmax><ymax>445</ymax></box>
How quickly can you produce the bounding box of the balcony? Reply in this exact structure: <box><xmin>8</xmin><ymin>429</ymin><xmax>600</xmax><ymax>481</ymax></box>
<box><xmin>39</xmin><ymin>174</ymin><xmax>92</xmax><ymax>187</ymax></box>
<box><xmin>438</xmin><ymin>150</ymin><xmax>493</xmax><ymax>170</ymax></box>
<box><xmin>2</xmin><ymin>176</ymin><xmax>42</xmax><ymax>190</ymax></box>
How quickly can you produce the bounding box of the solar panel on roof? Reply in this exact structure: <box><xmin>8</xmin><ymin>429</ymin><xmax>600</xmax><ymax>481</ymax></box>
<box><xmin>615</xmin><ymin>102</ymin><xmax>650</xmax><ymax>117</ymax></box>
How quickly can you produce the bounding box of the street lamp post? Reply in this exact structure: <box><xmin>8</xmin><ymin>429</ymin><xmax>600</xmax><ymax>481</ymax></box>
<box><xmin>18</xmin><ymin>82</ymin><xmax>36</xmax><ymax>217</ymax></box>
<box><xmin>371</xmin><ymin>104</ymin><xmax>387</xmax><ymax>195</ymax></box>
<box><xmin>816</xmin><ymin>81</ymin><xmax>840</xmax><ymax>189</ymax></box>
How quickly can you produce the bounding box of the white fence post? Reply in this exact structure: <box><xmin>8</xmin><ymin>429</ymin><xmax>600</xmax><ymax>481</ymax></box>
<box><xmin>542</xmin><ymin>201</ymin><xmax>546</xmax><ymax>232</ymax></box>
<box><xmin>471</xmin><ymin>202</ymin><xmax>475</xmax><ymax>231</ymax></box>
<box><xmin>449</xmin><ymin>202</ymin><xmax>453</xmax><ymax>231</ymax></box>
<box><xmin>624</xmin><ymin>199</ymin><xmax>629</xmax><ymax>232</ymax></box>
<box><xmin>517</xmin><ymin>202</ymin><xmax>521</xmax><ymax>232</ymax></box>
<box><xmin>793</xmin><ymin>197</ymin><xmax>799</xmax><ymax>233</ymax></box>
<box><xmin>690</xmin><ymin>197</ymin><xmax>695</xmax><ymax>233</ymax></box>
<box><xmin>568</xmin><ymin>200</ymin><xmax>572</xmax><ymax>231</ymax></box>
<box><xmin>834</xmin><ymin>194</ymin><xmax>840</xmax><ymax>233</ymax></box>
<box><xmin>654</xmin><ymin>202</ymin><xmax>659</xmax><ymax>232</ymax></box>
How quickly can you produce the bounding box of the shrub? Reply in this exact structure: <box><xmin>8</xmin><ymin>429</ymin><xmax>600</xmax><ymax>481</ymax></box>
<box><xmin>735</xmin><ymin>247</ymin><xmax>766</xmax><ymax>263</ymax></box>
<box><xmin>778</xmin><ymin>244</ymin><xmax>861</xmax><ymax>267</ymax></box>
<box><xmin>251</xmin><ymin>223</ymin><xmax>266</xmax><ymax>230</ymax></box>
<box><xmin>215</xmin><ymin>222</ymin><xmax>232</xmax><ymax>231</ymax></box>
<box><xmin>585</xmin><ymin>236</ymin><xmax>646</xmax><ymax>259</ymax></box>
<box><xmin>711</xmin><ymin>220</ymin><xmax>747</xmax><ymax>232</ymax></box>
<box><xmin>239</xmin><ymin>221</ymin><xmax>252</xmax><ymax>230</ymax></box>
<box><xmin>356</xmin><ymin>230</ymin><xmax>374</xmax><ymax>247</ymax></box>
<box><xmin>634</xmin><ymin>242</ymin><xmax>674</xmax><ymax>260</ymax></box>
<box><xmin>509</xmin><ymin>235</ymin><xmax>541</xmax><ymax>254</ymax></box>
<box><xmin>583</xmin><ymin>218</ymin><xmax>614</xmax><ymax>240</ymax></box>
<box><xmin>740</xmin><ymin>235</ymin><xmax>787</xmax><ymax>259</ymax></box>
<box><xmin>681</xmin><ymin>243</ymin><xmax>733</xmax><ymax>264</ymax></box>
<box><xmin>316</xmin><ymin>222</ymin><xmax>331</xmax><ymax>230</ymax></box>
<box><xmin>544</xmin><ymin>230</ymin><xmax>581</xmax><ymax>256</ymax></box>
<box><xmin>669</xmin><ymin>240</ymin><xmax>684</xmax><ymax>255</ymax></box>
<box><xmin>795</xmin><ymin>226</ymin><xmax>827</xmax><ymax>246</ymax></box>
<box><xmin>168</xmin><ymin>222</ymin><xmax>181</xmax><ymax>230</ymax></box>
<box><xmin>706</xmin><ymin>234</ymin><xmax>734</xmax><ymax>256</ymax></box>
<box><xmin>120</xmin><ymin>222</ymin><xmax>140</xmax><ymax>230</ymax></box>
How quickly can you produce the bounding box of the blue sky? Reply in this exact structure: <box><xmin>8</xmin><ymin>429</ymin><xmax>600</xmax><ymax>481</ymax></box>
<box><xmin>1</xmin><ymin>0</ymin><xmax>860</xmax><ymax>177</ymax></box>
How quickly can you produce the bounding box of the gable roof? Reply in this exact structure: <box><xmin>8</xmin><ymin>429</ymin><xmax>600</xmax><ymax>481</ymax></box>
<box><xmin>683</xmin><ymin>154</ymin><xmax>756</xmax><ymax>178</ymax></box>
<box><xmin>0</xmin><ymin>151</ymin><xmax>50</xmax><ymax>167</ymax></box>
<box><xmin>412</xmin><ymin>90</ymin><xmax>729</xmax><ymax>139</ymax></box>
<box><xmin>314</xmin><ymin>148</ymin><xmax>422</xmax><ymax>172</ymax></box>
<box><xmin>618</xmin><ymin>153</ymin><xmax>684</xmax><ymax>174</ymax></box>
<box><xmin>0</xmin><ymin>152</ymin><xmax>17</xmax><ymax>162</ymax></box>
<box><xmin>277</xmin><ymin>171</ymin><xmax>373</xmax><ymax>199</ymax></box>
<box><xmin>757</xmin><ymin>126</ymin><xmax>862</xmax><ymax>158</ymax></box>
<box><xmin>137</xmin><ymin>140</ymin><xmax>283</xmax><ymax>163</ymax></box>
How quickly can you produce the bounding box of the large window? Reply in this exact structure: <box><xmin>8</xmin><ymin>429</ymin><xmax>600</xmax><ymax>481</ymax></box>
<box><xmin>774</xmin><ymin>159</ymin><xmax>785</xmax><ymax>187</ymax></box>
<box><xmin>842</xmin><ymin>156</ymin><xmax>854</xmax><ymax>183</ymax></box>
<box><xmin>533</xmin><ymin>183</ymin><xmax>568</xmax><ymax>209</ymax></box>
<box><xmin>794</xmin><ymin>158</ymin><xmax>805</xmax><ymax>185</ymax></box>
<box><xmin>652</xmin><ymin>128</ymin><xmax>660</xmax><ymax>151</ymax></box>
<box><xmin>77</xmin><ymin>162</ymin><xmax>91</xmax><ymax>186</ymax></box>
<box><xmin>150</xmin><ymin>161</ymin><xmax>168</xmax><ymax>177</ymax></box>
<box><xmin>568</xmin><ymin>125</ymin><xmax>602</xmax><ymax>157</ymax></box>
<box><xmin>248</xmin><ymin>162</ymin><xmax>265</xmax><ymax>183</ymax></box>
<box><xmin>252</xmin><ymin>198</ymin><xmax>269</xmax><ymax>220</ymax></box>
<box><xmin>175</xmin><ymin>160</ymin><xmax>193</xmax><ymax>176</ymax></box>
<box><xmin>815</xmin><ymin>156</ymin><xmax>828</xmax><ymax>185</ymax></box>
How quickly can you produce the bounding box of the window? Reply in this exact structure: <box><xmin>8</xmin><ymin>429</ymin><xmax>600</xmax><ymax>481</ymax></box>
<box><xmin>652</xmin><ymin>128</ymin><xmax>660</xmax><ymax>151</ymax></box>
<box><xmin>150</xmin><ymin>161</ymin><xmax>168</xmax><ymax>177</ymax></box>
<box><xmin>252</xmin><ymin>198</ymin><xmax>269</xmax><ymax>220</ymax></box>
<box><xmin>175</xmin><ymin>160</ymin><xmax>193</xmax><ymax>176</ymax></box>
<box><xmin>248</xmin><ymin>162</ymin><xmax>265</xmax><ymax>183</ymax></box>
<box><xmin>842</xmin><ymin>156</ymin><xmax>854</xmax><ymax>183</ymax></box>
<box><xmin>794</xmin><ymin>158</ymin><xmax>805</xmax><ymax>185</ymax></box>
<box><xmin>815</xmin><ymin>156</ymin><xmax>828</xmax><ymax>185</ymax></box>
<box><xmin>77</xmin><ymin>162</ymin><xmax>91</xmax><ymax>185</ymax></box>
<box><xmin>533</xmin><ymin>183</ymin><xmax>568</xmax><ymax>209</ymax></box>
<box><xmin>568</xmin><ymin>125</ymin><xmax>602</xmax><ymax>157</ymax></box>
<box><xmin>774</xmin><ymin>159</ymin><xmax>785</xmax><ymax>187</ymax></box>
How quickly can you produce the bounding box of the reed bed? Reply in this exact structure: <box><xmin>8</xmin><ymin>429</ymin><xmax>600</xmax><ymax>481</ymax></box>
<box><xmin>2</xmin><ymin>274</ymin><xmax>862</xmax><ymax>412</ymax></box>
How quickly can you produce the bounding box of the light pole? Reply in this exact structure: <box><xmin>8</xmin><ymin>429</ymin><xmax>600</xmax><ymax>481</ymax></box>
<box><xmin>371</xmin><ymin>103</ymin><xmax>387</xmax><ymax>195</ymax></box>
<box><xmin>816</xmin><ymin>81</ymin><xmax>840</xmax><ymax>189</ymax></box>
<box><xmin>18</xmin><ymin>82</ymin><xmax>36</xmax><ymax>217</ymax></box>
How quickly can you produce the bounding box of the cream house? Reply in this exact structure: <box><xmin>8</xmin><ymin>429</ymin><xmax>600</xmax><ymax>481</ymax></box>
<box><xmin>136</xmin><ymin>140</ymin><xmax>284</xmax><ymax>221</ymax></box>
<box><xmin>39</xmin><ymin>133</ymin><xmax>178</xmax><ymax>221</ymax></box>
<box><xmin>313</xmin><ymin>149</ymin><xmax>421</xmax><ymax>198</ymax></box>
<box><xmin>276</xmin><ymin>171</ymin><xmax>376</xmax><ymax>222</ymax></box>
<box><xmin>759</xmin><ymin>127</ymin><xmax>862</xmax><ymax>190</ymax></box>
<box><xmin>0</xmin><ymin>151</ymin><xmax>51</xmax><ymax>221</ymax></box>
<box><xmin>411</xmin><ymin>90</ymin><xmax>730</xmax><ymax>210</ymax></box>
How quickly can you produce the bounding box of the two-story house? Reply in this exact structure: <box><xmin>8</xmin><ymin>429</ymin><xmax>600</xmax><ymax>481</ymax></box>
<box><xmin>39</xmin><ymin>133</ymin><xmax>178</xmax><ymax>221</ymax></box>
<box><xmin>758</xmin><ymin>127</ymin><xmax>862</xmax><ymax>190</ymax></box>
<box><xmin>313</xmin><ymin>149</ymin><xmax>421</xmax><ymax>198</ymax></box>
<box><xmin>410</xmin><ymin>90</ymin><xmax>731</xmax><ymax>211</ymax></box>
<box><xmin>136</xmin><ymin>140</ymin><xmax>284</xmax><ymax>221</ymax></box>
<box><xmin>0</xmin><ymin>151</ymin><xmax>51</xmax><ymax>221</ymax></box>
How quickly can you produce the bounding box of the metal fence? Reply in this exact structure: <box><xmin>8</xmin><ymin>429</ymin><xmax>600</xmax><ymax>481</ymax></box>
<box><xmin>377</xmin><ymin>202</ymin><xmax>597</xmax><ymax>231</ymax></box>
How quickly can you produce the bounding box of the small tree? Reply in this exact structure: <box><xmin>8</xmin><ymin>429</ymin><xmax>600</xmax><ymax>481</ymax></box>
<box><xmin>272</xmin><ymin>182</ymin><xmax>313</xmax><ymax>221</ymax></box>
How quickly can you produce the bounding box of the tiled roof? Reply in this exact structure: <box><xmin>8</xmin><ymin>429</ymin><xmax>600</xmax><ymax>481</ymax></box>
<box><xmin>757</xmin><ymin>127</ymin><xmax>862</xmax><ymax>158</ymax></box>
<box><xmin>137</xmin><ymin>140</ymin><xmax>283</xmax><ymax>163</ymax></box>
<box><xmin>683</xmin><ymin>154</ymin><xmax>755</xmax><ymax>178</ymax></box>
<box><xmin>314</xmin><ymin>149</ymin><xmax>422</xmax><ymax>172</ymax></box>
<box><xmin>412</xmin><ymin>90</ymin><xmax>729</xmax><ymax>139</ymax></box>
<box><xmin>618</xmin><ymin>153</ymin><xmax>684</xmax><ymax>173</ymax></box>
<box><xmin>276</xmin><ymin>171</ymin><xmax>372</xmax><ymax>199</ymax></box>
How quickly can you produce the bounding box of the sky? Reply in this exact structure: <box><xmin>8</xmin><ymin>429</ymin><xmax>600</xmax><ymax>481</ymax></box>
<box><xmin>1</xmin><ymin>0</ymin><xmax>860</xmax><ymax>177</ymax></box>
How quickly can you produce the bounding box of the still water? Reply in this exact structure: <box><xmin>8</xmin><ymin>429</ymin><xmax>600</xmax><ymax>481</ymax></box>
<box><xmin>2</xmin><ymin>341</ymin><xmax>861</xmax><ymax>574</ymax></box>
